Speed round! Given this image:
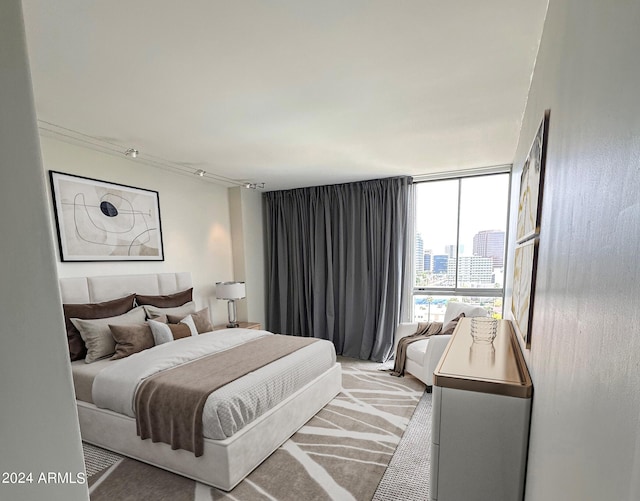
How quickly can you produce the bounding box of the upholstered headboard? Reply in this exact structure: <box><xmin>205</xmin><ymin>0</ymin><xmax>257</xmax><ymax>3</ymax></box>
<box><xmin>59</xmin><ymin>272</ymin><xmax>192</xmax><ymax>304</ymax></box>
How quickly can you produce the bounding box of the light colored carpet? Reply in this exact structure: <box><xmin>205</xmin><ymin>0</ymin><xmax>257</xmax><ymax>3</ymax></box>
<box><xmin>84</xmin><ymin>358</ymin><xmax>430</xmax><ymax>500</ymax></box>
<box><xmin>372</xmin><ymin>391</ymin><xmax>431</xmax><ymax>500</ymax></box>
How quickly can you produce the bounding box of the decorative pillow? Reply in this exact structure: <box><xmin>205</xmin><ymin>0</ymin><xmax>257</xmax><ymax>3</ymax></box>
<box><xmin>71</xmin><ymin>306</ymin><xmax>146</xmax><ymax>363</ymax></box>
<box><xmin>135</xmin><ymin>288</ymin><xmax>193</xmax><ymax>308</ymax></box>
<box><xmin>143</xmin><ymin>301</ymin><xmax>196</xmax><ymax>320</ymax></box>
<box><xmin>443</xmin><ymin>303</ymin><xmax>488</xmax><ymax>326</ymax></box>
<box><xmin>167</xmin><ymin>307</ymin><xmax>213</xmax><ymax>333</ymax></box>
<box><xmin>441</xmin><ymin>312</ymin><xmax>465</xmax><ymax>335</ymax></box>
<box><xmin>63</xmin><ymin>294</ymin><xmax>136</xmax><ymax>361</ymax></box>
<box><xmin>148</xmin><ymin>319</ymin><xmax>191</xmax><ymax>345</ymax></box>
<box><xmin>170</xmin><ymin>323</ymin><xmax>193</xmax><ymax>340</ymax></box>
<box><xmin>150</xmin><ymin>314</ymin><xmax>168</xmax><ymax>324</ymax></box>
<box><xmin>179</xmin><ymin>315</ymin><xmax>198</xmax><ymax>337</ymax></box>
<box><xmin>109</xmin><ymin>323</ymin><xmax>155</xmax><ymax>360</ymax></box>
<box><xmin>148</xmin><ymin>320</ymin><xmax>172</xmax><ymax>345</ymax></box>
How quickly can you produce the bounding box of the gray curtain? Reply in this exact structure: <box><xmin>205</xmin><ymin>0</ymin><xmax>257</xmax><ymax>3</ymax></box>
<box><xmin>264</xmin><ymin>176</ymin><xmax>412</xmax><ymax>362</ymax></box>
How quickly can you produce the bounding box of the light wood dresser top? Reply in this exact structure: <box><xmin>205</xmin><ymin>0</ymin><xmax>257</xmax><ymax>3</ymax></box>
<box><xmin>434</xmin><ymin>318</ymin><xmax>533</xmax><ymax>398</ymax></box>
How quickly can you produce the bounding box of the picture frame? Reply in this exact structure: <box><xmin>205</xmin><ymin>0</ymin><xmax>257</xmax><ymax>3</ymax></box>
<box><xmin>516</xmin><ymin>109</ymin><xmax>550</xmax><ymax>244</ymax></box>
<box><xmin>49</xmin><ymin>171</ymin><xmax>164</xmax><ymax>262</ymax></box>
<box><xmin>511</xmin><ymin>109</ymin><xmax>550</xmax><ymax>347</ymax></box>
<box><xmin>511</xmin><ymin>237</ymin><xmax>539</xmax><ymax>347</ymax></box>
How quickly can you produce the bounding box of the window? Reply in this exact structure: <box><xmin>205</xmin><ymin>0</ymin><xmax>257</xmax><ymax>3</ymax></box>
<box><xmin>413</xmin><ymin>172</ymin><xmax>510</xmax><ymax>321</ymax></box>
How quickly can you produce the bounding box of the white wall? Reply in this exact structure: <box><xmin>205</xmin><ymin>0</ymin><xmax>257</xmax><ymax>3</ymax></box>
<box><xmin>504</xmin><ymin>1</ymin><xmax>640</xmax><ymax>499</ymax></box>
<box><xmin>0</xmin><ymin>1</ymin><xmax>87</xmax><ymax>499</ymax></box>
<box><xmin>40</xmin><ymin>137</ymin><xmax>236</xmax><ymax>326</ymax></box>
<box><xmin>228</xmin><ymin>187</ymin><xmax>266</xmax><ymax>327</ymax></box>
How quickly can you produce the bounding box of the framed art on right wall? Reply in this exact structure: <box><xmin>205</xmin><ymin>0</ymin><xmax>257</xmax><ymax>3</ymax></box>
<box><xmin>512</xmin><ymin>109</ymin><xmax>550</xmax><ymax>347</ymax></box>
<box><xmin>511</xmin><ymin>238</ymin><xmax>539</xmax><ymax>347</ymax></box>
<box><xmin>516</xmin><ymin>109</ymin><xmax>550</xmax><ymax>244</ymax></box>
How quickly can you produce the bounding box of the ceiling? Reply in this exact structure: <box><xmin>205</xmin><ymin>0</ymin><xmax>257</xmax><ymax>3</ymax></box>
<box><xmin>22</xmin><ymin>1</ymin><xmax>547</xmax><ymax>191</ymax></box>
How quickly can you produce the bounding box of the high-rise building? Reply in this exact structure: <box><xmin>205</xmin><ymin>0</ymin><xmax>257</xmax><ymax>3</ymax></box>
<box><xmin>444</xmin><ymin>244</ymin><xmax>456</xmax><ymax>258</ymax></box>
<box><xmin>444</xmin><ymin>244</ymin><xmax>465</xmax><ymax>258</ymax></box>
<box><xmin>433</xmin><ymin>255</ymin><xmax>448</xmax><ymax>274</ymax></box>
<box><xmin>447</xmin><ymin>255</ymin><xmax>494</xmax><ymax>285</ymax></box>
<box><xmin>423</xmin><ymin>252</ymin><xmax>432</xmax><ymax>272</ymax></box>
<box><xmin>473</xmin><ymin>230</ymin><xmax>505</xmax><ymax>268</ymax></box>
<box><xmin>415</xmin><ymin>233</ymin><xmax>424</xmax><ymax>273</ymax></box>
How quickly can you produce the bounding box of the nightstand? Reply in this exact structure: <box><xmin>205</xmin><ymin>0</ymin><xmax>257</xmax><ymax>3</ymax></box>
<box><xmin>213</xmin><ymin>322</ymin><xmax>262</xmax><ymax>331</ymax></box>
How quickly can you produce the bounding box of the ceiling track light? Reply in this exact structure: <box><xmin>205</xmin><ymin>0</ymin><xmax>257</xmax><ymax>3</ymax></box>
<box><xmin>243</xmin><ymin>182</ymin><xmax>265</xmax><ymax>190</ymax></box>
<box><xmin>194</xmin><ymin>169</ymin><xmax>206</xmax><ymax>177</ymax></box>
<box><xmin>38</xmin><ymin>121</ymin><xmax>251</xmax><ymax>187</ymax></box>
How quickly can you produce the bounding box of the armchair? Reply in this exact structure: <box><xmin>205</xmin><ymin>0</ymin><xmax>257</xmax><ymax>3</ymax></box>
<box><xmin>394</xmin><ymin>302</ymin><xmax>489</xmax><ymax>391</ymax></box>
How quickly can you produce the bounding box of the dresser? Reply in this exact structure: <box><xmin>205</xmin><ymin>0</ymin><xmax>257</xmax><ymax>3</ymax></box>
<box><xmin>430</xmin><ymin>318</ymin><xmax>532</xmax><ymax>501</ymax></box>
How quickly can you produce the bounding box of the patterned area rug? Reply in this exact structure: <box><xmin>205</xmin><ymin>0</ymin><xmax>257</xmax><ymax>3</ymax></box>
<box><xmin>86</xmin><ymin>358</ymin><xmax>426</xmax><ymax>501</ymax></box>
<box><xmin>372</xmin><ymin>391</ymin><xmax>432</xmax><ymax>501</ymax></box>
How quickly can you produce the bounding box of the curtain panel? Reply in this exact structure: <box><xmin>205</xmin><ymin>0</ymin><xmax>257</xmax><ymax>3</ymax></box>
<box><xmin>264</xmin><ymin>176</ymin><xmax>412</xmax><ymax>362</ymax></box>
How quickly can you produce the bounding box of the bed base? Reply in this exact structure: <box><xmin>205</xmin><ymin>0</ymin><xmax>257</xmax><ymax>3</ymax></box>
<box><xmin>78</xmin><ymin>362</ymin><xmax>342</xmax><ymax>491</ymax></box>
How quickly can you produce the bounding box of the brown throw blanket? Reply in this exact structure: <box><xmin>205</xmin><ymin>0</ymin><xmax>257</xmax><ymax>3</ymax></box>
<box><xmin>390</xmin><ymin>321</ymin><xmax>443</xmax><ymax>376</ymax></box>
<box><xmin>135</xmin><ymin>334</ymin><xmax>318</xmax><ymax>457</ymax></box>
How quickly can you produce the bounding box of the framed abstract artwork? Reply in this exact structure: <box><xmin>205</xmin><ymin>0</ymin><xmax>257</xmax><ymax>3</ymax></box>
<box><xmin>512</xmin><ymin>109</ymin><xmax>550</xmax><ymax>347</ymax></box>
<box><xmin>49</xmin><ymin>171</ymin><xmax>164</xmax><ymax>262</ymax></box>
<box><xmin>516</xmin><ymin>109</ymin><xmax>550</xmax><ymax>244</ymax></box>
<box><xmin>511</xmin><ymin>110</ymin><xmax>550</xmax><ymax>348</ymax></box>
<box><xmin>511</xmin><ymin>238</ymin><xmax>539</xmax><ymax>347</ymax></box>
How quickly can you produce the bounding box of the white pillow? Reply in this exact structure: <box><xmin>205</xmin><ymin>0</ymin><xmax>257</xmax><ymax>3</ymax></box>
<box><xmin>71</xmin><ymin>306</ymin><xmax>146</xmax><ymax>363</ymax></box>
<box><xmin>143</xmin><ymin>301</ymin><xmax>196</xmax><ymax>319</ymax></box>
<box><xmin>443</xmin><ymin>302</ymin><xmax>489</xmax><ymax>327</ymax></box>
<box><xmin>148</xmin><ymin>319</ymin><xmax>174</xmax><ymax>345</ymax></box>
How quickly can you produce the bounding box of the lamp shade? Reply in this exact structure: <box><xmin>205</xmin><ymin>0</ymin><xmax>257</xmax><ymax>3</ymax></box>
<box><xmin>215</xmin><ymin>281</ymin><xmax>246</xmax><ymax>300</ymax></box>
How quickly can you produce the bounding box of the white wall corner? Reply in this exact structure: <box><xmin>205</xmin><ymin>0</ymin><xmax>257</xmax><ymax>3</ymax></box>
<box><xmin>227</xmin><ymin>187</ymin><xmax>266</xmax><ymax>327</ymax></box>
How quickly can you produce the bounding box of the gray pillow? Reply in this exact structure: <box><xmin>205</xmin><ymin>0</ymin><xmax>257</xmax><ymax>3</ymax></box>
<box><xmin>71</xmin><ymin>306</ymin><xmax>146</xmax><ymax>363</ymax></box>
<box><xmin>143</xmin><ymin>301</ymin><xmax>196</xmax><ymax>320</ymax></box>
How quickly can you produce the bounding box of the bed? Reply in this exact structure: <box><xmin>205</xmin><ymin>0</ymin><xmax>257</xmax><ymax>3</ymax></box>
<box><xmin>60</xmin><ymin>272</ymin><xmax>342</xmax><ymax>491</ymax></box>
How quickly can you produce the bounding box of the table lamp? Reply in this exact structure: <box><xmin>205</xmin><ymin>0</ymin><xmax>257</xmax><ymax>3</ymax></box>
<box><xmin>215</xmin><ymin>281</ymin><xmax>246</xmax><ymax>328</ymax></box>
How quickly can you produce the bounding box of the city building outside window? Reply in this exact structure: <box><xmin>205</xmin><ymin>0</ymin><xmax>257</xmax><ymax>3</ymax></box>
<box><xmin>413</xmin><ymin>171</ymin><xmax>510</xmax><ymax>322</ymax></box>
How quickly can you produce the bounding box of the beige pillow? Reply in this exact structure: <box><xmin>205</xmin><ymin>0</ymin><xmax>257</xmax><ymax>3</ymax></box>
<box><xmin>143</xmin><ymin>301</ymin><xmax>196</xmax><ymax>320</ymax></box>
<box><xmin>109</xmin><ymin>324</ymin><xmax>155</xmax><ymax>360</ymax></box>
<box><xmin>71</xmin><ymin>307</ymin><xmax>146</xmax><ymax>363</ymax></box>
<box><xmin>167</xmin><ymin>307</ymin><xmax>213</xmax><ymax>334</ymax></box>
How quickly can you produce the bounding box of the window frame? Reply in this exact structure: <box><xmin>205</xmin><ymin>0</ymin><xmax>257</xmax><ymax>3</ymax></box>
<box><xmin>412</xmin><ymin>167</ymin><xmax>512</xmax><ymax>316</ymax></box>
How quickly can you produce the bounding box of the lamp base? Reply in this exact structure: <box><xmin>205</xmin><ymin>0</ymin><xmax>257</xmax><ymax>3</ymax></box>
<box><xmin>225</xmin><ymin>300</ymin><xmax>240</xmax><ymax>329</ymax></box>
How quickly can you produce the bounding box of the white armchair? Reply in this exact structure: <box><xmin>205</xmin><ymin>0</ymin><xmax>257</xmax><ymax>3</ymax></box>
<box><xmin>394</xmin><ymin>302</ymin><xmax>490</xmax><ymax>391</ymax></box>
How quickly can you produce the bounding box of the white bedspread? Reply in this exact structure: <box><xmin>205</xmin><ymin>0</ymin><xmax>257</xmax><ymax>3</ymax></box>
<box><xmin>92</xmin><ymin>329</ymin><xmax>336</xmax><ymax>440</ymax></box>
